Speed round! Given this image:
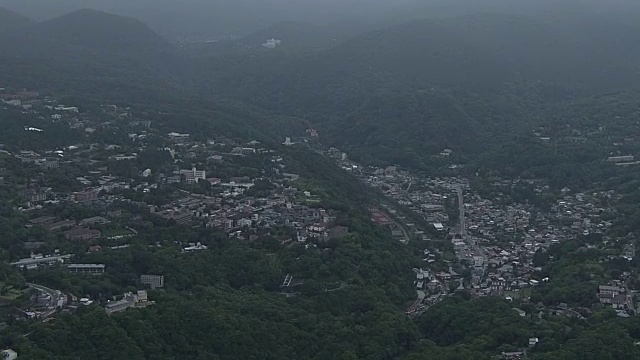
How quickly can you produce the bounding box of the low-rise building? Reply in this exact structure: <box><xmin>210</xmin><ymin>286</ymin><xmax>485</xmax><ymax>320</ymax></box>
<box><xmin>43</xmin><ymin>219</ymin><xmax>76</xmax><ymax>232</ymax></box>
<box><xmin>10</xmin><ymin>254</ymin><xmax>72</xmax><ymax>270</ymax></box>
<box><xmin>73</xmin><ymin>189</ymin><xmax>100</xmax><ymax>203</ymax></box>
<box><xmin>23</xmin><ymin>187</ymin><xmax>51</xmax><ymax>203</ymax></box>
<box><xmin>64</xmin><ymin>228</ymin><xmax>101</xmax><ymax>241</ymax></box>
<box><xmin>80</xmin><ymin>216</ymin><xmax>110</xmax><ymax>226</ymax></box>
<box><xmin>42</xmin><ymin>159</ymin><xmax>60</xmax><ymax>169</ymax></box>
<box><xmin>183</xmin><ymin>242</ymin><xmax>208</xmax><ymax>252</ymax></box>
<box><xmin>179</xmin><ymin>167</ymin><xmax>206</xmax><ymax>184</ymax></box>
<box><xmin>105</xmin><ymin>290</ymin><xmax>154</xmax><ymax>315</ymax></box>
<box><xmin>67</xmin><ymin>263</ymin><xmax>105</xmax><ymax>275</ymax></box>
<box><xmin>28</xmin><ymin>216</ymin><xmax>57</xmax><ymax>226</ymax></box>
<box><xmin>599</xmin><ymin>285</ymin><xmax>624</xmax><ymax>296</ymax></box>
<box><xmin>105</xmin><ymin>297</ymin><xmax>135</xmax><ymax>315</ymax></box>
<box><xmin>141</xmin><ymin>274</ymin><xmax>164</xmax><ymax>289</ymax></box>
<box><xmin>157</xmin><ymin>209</ymin><xmax>192</xmax><ymax>225</ymax></box>
<box><xmin>607</xmin><ymin>155</ymin><xmax>635</xmax><ymax>163</ymax></box>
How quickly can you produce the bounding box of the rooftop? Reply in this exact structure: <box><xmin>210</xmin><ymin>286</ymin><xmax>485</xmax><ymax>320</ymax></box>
<box><xmin>67</xmin><ymin>264</ymin><xmax>105</xmax><ymax>269</ymax></box>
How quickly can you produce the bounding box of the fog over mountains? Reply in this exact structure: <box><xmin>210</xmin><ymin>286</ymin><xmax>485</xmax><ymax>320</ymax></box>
<box><xmin>1</xmin><ymin>0</ymin><xmax>640</xmax><ymax>163</ymax></box>
<box><xmin>2</xmin><ymin>0</ymin><xmax>640</xmax><ymax>135</ymax></box>
<box><xmin>0</xmin><ymin>0</ymin><xmax>409</xmax><ymax>38</ymax></box>
<box><xmin>2</xmin><ymin>0</ymin><xmax>639</xmax><ymax>39</ymax></box>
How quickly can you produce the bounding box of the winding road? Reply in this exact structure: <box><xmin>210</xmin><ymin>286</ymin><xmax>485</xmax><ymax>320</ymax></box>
<box><xmin>27</xmin><ymin>283</ymin><xmax>64</xmax><ymax>309</ymax></box>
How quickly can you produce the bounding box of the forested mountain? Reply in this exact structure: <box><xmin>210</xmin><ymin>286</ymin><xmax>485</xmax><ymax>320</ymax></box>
<box><xmin>2</xmin><ymin>5</ymin><xmax>637</xmax><ymax>167</ymax></box>
<box><xmin>0</xmin><ymin>9</ymin><xmax>191</xmax><ymax>102</ymax></box>
<box><xmin>4</xmin><ymin>0</ymin><xmax>637</xmax><ymax>40</ymax></box>
<box><xmin>0</xmin><ymin>6</ymin><xmax>33</xmax><ymax>33</ymax></box>
<box><xmin>36</xmin><ymin>9</ymin><xmax>171</xmax><ymax>52</ymax></box>
<box><xmin>204</xmin><ymin>11</ymin><xmax>640</xmax><ymax>103</ymax></box>
<box><xmin>0</xmin><ymin>8</ymin><xmax>308</xmax><ymax>142</ymax></box>
<box><xmin>0</xmin><ymin>4</ymin><xmax>639</xmax><ymax>168</ymax></box>
<box><xmin>183</xmin><ymin>21</ymin><xmax>352</xmax><ymax>59</ymax></box>
<box><xmin>2</xmin><ymin>5</ymin><xmax>640</xmax><ymax>167</ymax></box>
<box><xmin>234</xmin><ymin>21</ymin><xmax>350</xmax><ymax>52</ymax></box>
<box><xmin>0</xmin><ymin>0</ymin><xmax>408</xmax><ymax>39</ymax></box>
<box><xmin>194</xmin><ymin>10</ymin><xmax>640</xmax><ymax>166</ymax></box>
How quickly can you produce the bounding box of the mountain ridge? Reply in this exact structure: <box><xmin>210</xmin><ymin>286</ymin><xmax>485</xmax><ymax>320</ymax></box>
<box><xmin>0</xmin><ymin>5</ymin><xmax>33</xmax><ymax>33</ymax></box>
<box><xmin>0</xmin><ymin>8</ymin><xmax>191</xmax><ymax>101</ymax></box>
<box><xmin>192</xmin><ymin>11</ymin><xmax>640</xmax><ymax>166</ymax></box>
<box><xmin>202</xmin><ymin>11</ymin><xmax>640</xmax><ymax>112</ymax></box>
<box><xmin>0</xmin><ymin>0</ymin><xmax>405</xmax><ymax>38</ymax></box>
<box><xmin>36</xmin><ymin>8</ymin><xmax>172</xmax><ymax>52</ymax></box>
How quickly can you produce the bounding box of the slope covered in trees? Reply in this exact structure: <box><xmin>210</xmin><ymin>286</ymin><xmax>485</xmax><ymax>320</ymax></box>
<box><xmin>0</xmin><ymin>9</ymin><xmax>191</xmax><ymax>101</ymax></box>
<box><xmin>191</xmin><ymin>10</ymin><xmax>640</xmax><ymax>168</ymax></box>
<box><xmin>0</xmin><ymin>148</ymin><xmax>422</xmax><ymax>359</ymax></box>
<box><xmin>2</xmin><ymin>5</ymin><xmax>640</xmax><ymax>175</ymax></box>
<box><xmin>0</xmin><ymin>6</ymin><xmax>33</xmax><ymax>33</ymax></box>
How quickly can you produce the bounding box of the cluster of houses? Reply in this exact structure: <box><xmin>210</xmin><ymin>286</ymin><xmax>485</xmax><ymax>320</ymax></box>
<box><xmin>26</xmin><ymin>215</ymin><xmax>106</xmax><ymax>243</ymax></box>
<box><xmin>533</xmin><ymin>122</ymin><xmax>640</xmax><ymax>167</ymax></box>
<box><xmin>105</xmin><ymin>290</ymin><xmax>154</xmax><ymax>315</ymax></box>
<box><xmin>0</xmin><ymin>86</ymin><xmax>364</xmax><ymax>332</ymax></box>
<box><xmin>1</xmin><ymin>85</ymin><xmax>359</xmax><ymax>254</ymax></box>
<box><xmin>331</xmin><ymin>147</ymin><xmax>639</xmax><ymax>320</ymax></box>
<box><xmin>4</xmin><ymin>85</ymin><xmax>640</xmax><ymax>360</ymax></box>
<box><xmin>3</xmin><ymin>87</ymin><xmax>361</xmax><ymax>298</ymax></box>
<box><xmin>598</xmin><ymin>283</ymin><xmax>633</xmax><ymax>315</ymax></box>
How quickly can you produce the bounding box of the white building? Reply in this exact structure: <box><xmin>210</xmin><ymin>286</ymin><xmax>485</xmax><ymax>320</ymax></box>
<box><xmin>1</xmin><ymin>349</ymin><xmax>18</xmax><ymax>360</ymax></box>
<box><xmin>54</xmin><ymin>106</ymin><xmax>79</xmax><ymax>113</ymax></box>
<box><xmin>262</xmin><ymin>38</ymin><xmax>282</xmax><ymax>48</ymax></box>
<box><xmin>105</xmin><ymin>290</ymin><xmax>153</xmax><ymax>315</ymax></box>
<box><xmin>179</xmin><ymin>167</ymin><xmax>206</xmax><ymax>184</ymax></box>
<box><xmin>183</xmin><ymin>242</ymin><xmax>208</xmax><ymax>252</ymax></box>
<box><xmin>2</xmin><ymin>99</ymin><xmax>21</xmax><ymax>106</ymax></box>
<box><xmin>10</xmin><ymin>254</ymin><xmax>72</xmax><ymax>270</ymax></box>
<box><xmin>168</xmin><ymin>132</ymin><xmax>190</xmax><ymax>144</ymax></box>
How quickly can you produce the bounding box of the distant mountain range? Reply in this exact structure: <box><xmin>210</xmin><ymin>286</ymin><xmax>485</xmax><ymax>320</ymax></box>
<box><xmin>36</xmin><ymin>8</ymin><xmax>171</xmax><ymax>52</ymax></box>
<box><xmin>201</xmin><ymin>10</ymin><xmax>640</xmax><ymax>111</ymax></box>
<box><xmin>2</xmin><ymin>4</ymin><xmax>639</xmax><ymax>101</ymax></box>
<box><xmin>0</xmin><ymin>0</ymin><xmax>408</xmax><ymax>38</ymax></box>
<box><xmin>2</xmin><ymin>0</ymin><xmax>639</xmax><ymax>39</ymax></box>
<box><xmin>193</xmin><ymin>9</ymin><xmax>640</xmax><ymax>165</ymax></box>
<box><xmin>0</xmin><ymin>5</ymin><xmax>33</xmax><ymax>33</ymax></box>
<box><xmin>2</xmin><ymin>4</ymin><xmax>640</xmax><ymax>167</ymax></box>
<box><xmin>0</xmin><ymin>7</ymin><xmax>189</xmax><ymax>101</ymax></box>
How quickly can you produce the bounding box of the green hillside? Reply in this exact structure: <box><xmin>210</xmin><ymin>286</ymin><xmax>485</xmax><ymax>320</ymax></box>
<box><xmin>0</xmin><ymin>9</ymin><xmax>192</xmax><ymax>102</ymax></box>
<box><xmin>195</xmin><ymin>12</ymin><xmax>640</xmax><ymax>167</ymax></box>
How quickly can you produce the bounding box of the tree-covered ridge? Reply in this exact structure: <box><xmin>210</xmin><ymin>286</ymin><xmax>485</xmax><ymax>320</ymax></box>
<box><xmin>0</xmin><ymin>5</ymin><xmax>32</xmax><ymax>33</ymax></box>
<box><xmin>2</xmin><ymin>5</ymin><xmax>640</xmax><ymax>172</ymax></box>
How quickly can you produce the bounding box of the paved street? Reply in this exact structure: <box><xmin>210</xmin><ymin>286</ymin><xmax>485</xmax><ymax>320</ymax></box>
<box><xmin>28</xmin><ymin>283</ymin><xmax>64</xmax><ymax>310</ymax></box>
